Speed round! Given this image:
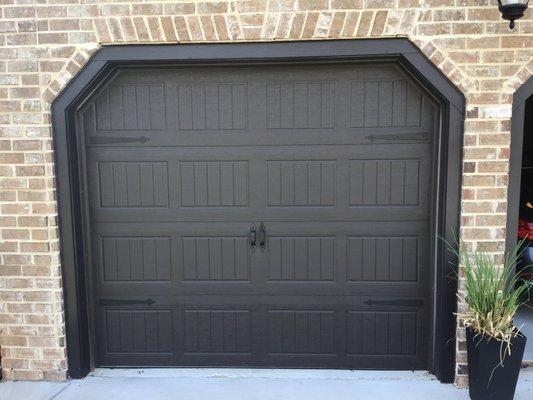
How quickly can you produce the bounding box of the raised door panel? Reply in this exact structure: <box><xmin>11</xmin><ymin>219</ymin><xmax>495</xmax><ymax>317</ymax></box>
<box><xmin>177</xmin><ymin>83</ymin><xmax>247</xmax><ymax>131</ymax></box>
<box><xmin>100</xmin><ymin>236</ymin><xmax>171</xmax><ymax>282</ymax></box>
<box><xmin>347</xmin><ymin>236</ymin><xmax>419</xmax><ymax>282</ymax></box>
<box><xmin>96</xmin><ymin>161</ymin><xmax>169</xmax><ymax>208</ymax></box>
<box><xmin>181</xmin><ymin>236</ymin><xmax>250</xmax><ymax>281</ymax></box>
<box><xmin>95</xmin><ymin>83</ymin><xmax>166</xmax><ymax>132</ymax></box>
<box><xmin>267</xmin><ymin>236</ymin><xmax>335</xmax><ymax>281</ymax></box>
<box><xmin>267</xmin><ymin>310</ymin><xmax>335</xmax><ymax>355</ymax></box>
<box><xmin>346</xmin><ymin>311</ymin><xmax>418</xmax><ymax>356</ymax></box>
<box><xmin>348</xmin><ymin>159</ymin><xmax>422</xmax><ymax>207</ymax></box>
<box><xmin>184</xmin><ymin>310</ymin><xmax>251</xmax><ymax>354</ymax></box>
<box><xmin>178</xmin><ymin>161</ymin><xmax>248</xmax><ymax>208</ymax></box>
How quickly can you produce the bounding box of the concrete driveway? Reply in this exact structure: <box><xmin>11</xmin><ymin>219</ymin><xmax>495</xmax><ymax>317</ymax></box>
<box><xmin>1</xmin><ymin>368</ymin><xmax>532</xmax><ymax>400</ymax></box>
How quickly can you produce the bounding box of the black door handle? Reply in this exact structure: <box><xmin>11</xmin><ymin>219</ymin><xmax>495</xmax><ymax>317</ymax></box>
<box><xmin>250</xmin><ymin>224</ymin><xmax>257</xmax><ymax>252</ymax></box>
<box><xmin>258</xmin><ymin>222</ymin><xmax>266</xmax><ymax>251</ymax></box>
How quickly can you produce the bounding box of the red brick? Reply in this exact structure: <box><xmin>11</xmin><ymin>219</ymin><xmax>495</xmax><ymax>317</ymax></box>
<box><xmin>186</xmin><ymin>16</ymin><xmax>204</xmax><ymax>41</ymax></box>
<box><xmin>212</xmin><ymin>15</ymin><xmax>228</xmax><ymax>41</ymax></box>
<box><xmin>161</xmin><ymin>17</ymin><xmax>177</xmax><ymax>42</ymax></box>
<box><xmin>132</xmin><ymin>18</ymin><xmax>150</xmax><ymax>41</ymax></box>
<box><xmin>94</xmin><ymin>18</ymin><xmax>111</xmax><ymax>42</ymax></box>
<box><xmin>100</xmin><ymin>4</ymin><xmax>130</xmax><ymax>16</ymax></box>
<box><xmin>147</xmin><ymin>17</ymin><xmax>164</xmax><ymax>41</ymax></box>
<box><xmin>4</xmin><ymin>6</ymin><xmax>35</xmax><ymax>19</ymax></box>
<box><xmin>38</xmin><ymin>33</ymin><xmax>69</xmax><ymax>44</ymax></box>
<box><xmin>200</xmin><ymin>16</ymin><xmax>216</xmax><ymax>41</ymax></box>
<box><xmin>302</xmin><ymin>12</ymin><xmax>319</xmax><ymax>38</ymax></box>
<box><xmin>298</xmin><ymin>0</ymin><xmax>328</xmax><ymax>11</ymax></box>
<box><xmin>132</xmin><ymin>4</ymin><xmax>163</xmax><ymax>15</ymax></box>
<box><xmin>342</xmin><ymin>11</ymin><xmax>360</xmax><ymax>36</ymax></box>
<box><xmin>371</xmin><ymin>10</ymin><xmax>387</xmax><ymax>36</ymax></box>
<box><xmin>327</xmin><ymin>11</ymin><xmax>345</xmax><ymax>38</ymax></box>
<box><xmin>197</xmin><ymin>1</ymin><xmax>229</xmax><ymax>14</ymax></box>
<box><xmin>357</xmin><ymin>10</ymin><xmax>373</xmax><ymax>36</ymax></box>
<box><xmin>49</xmin><ymin>19</ymin><xmax>80</xmax><ymax>31</ymax></box>
<box><xmin>502</xmin><ymin>36</ymin><xmax>533</xmax><ymax>48</ymax></box>
<box><xmin>331</xmin><ymin>0</ymin><xmax>363</xmax><ymax>9</ymax></box>
<box><xmin>289</xmin><ymin>13</ymin><xmax>306</xmax><ymax>38</ymax></box>
<box><xmin>164</xmin><ymin>3</ymin><xmax>196</xmax><ymax>15</ymax></box>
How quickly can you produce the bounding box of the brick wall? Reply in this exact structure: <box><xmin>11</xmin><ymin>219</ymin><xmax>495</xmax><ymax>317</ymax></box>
<box><xmin>0</xmin><ymin>0</ymin><xmax>532</xmax><ymax>385</ymax></box>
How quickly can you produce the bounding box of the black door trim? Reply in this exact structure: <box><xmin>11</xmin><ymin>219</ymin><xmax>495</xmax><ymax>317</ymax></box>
<box><xmin>507</xmin><ymin>77</ymin><xmax>533</xmax><ymax>251</ymax></box>
<box><xmin>51</xmin><ymin>39</ymin><xmax>464</xmax><ymax>382</ymax></box>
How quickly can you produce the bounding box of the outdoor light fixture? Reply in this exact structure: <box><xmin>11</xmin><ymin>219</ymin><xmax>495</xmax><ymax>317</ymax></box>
<box><xmin>497</xmin><ymin>0</ymin><xmax>529</xmax><ymax>29</ymax></box>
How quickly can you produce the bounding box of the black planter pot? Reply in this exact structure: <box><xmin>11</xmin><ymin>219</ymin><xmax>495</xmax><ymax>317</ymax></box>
<box><xmin>466</xmin><ymin>326</ymin><xmax>526</xmax><ymax>400</ymax></box>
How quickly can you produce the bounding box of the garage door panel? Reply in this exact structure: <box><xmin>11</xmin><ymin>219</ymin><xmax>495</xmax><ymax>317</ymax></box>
<box><xmin>267</xmin><ymin>310</ymin><xmax>336</xmax><ymax>355</ymax></box>
<box><xmin>266</xmin><ymin>81</ymin><xmax>336</xmax><ymax>130</ymax></box>
<box><xmin>348</xmin><ymin>79</ymin><xmax>431</xmax><ymax>129</ymax></box>
<box><xmin>91</xmin><ymin>221</ymin><xmax>428</xmax><ymax>296</ymax></box>
<box><xmin>177</xmin><ymin>161</ymin><xmax>249</xmax><ymax>208</ymax></box>
<box><xmin>95</xmin><ymin>300</ymin><xmax>427</xmax><ymax>368</ymax></box>
<box><xmin>347</xmin><ymin>236</ymin><xmax>420</xmax><ymax>282</ymax></box>
<box><xmin>261</xmin><ymin>302</ymin><xmax>426</xmax><ymax>368</ymax></box>
<box><xmin>99</xmin><ymin>235</ymin><xmax>172</xmax><ymax>283</ymax></box>
<box><xmin>266</xmin><ymin>236</ymin><xmax>335</xmax><ymax>282</ymax></box>
<box><xmin>346</xmin><ymin>311</ymin><xmax>418</xmax><ymax>356</ymax></box>
<box><xmin>261</xmin><ymin>221</ymin><xmax>428</xmax><ymax>297</ymax></box>
<box><xmin>109</xmin><ymin>83</ymin><xmax>158</xmax><ymax>131</ymax></box>
<box><xmin>348</xmin><ymin>158</ymin><xmax>424</xmax><ymax>207</ymax></box>
<box><xmin>266</xmin><ymin>160</ymin><xmax>336</xmax><ymax>207</ymax></box>
<box><xmin>84</xmin><ymin>64</ymin><xmax>437</xmax><ymax>147</ymax></box>
<box><xmin>176</xmin><ymin>83</ymin><xmax>248</xmax><ymax>131</ymax></box>
<box><xmin>95</xmin><ymin>307</ymin><xmax>176</xmax><ymax>366</ymax></box>
<box><xmin>89</xmin><ymin>82</ymin><xmax>171</xmax><ymax>134</ymax></box>
<box><xmin>89</xmin><ymin>160</ymin><xmax>170</xmax><ymax>209</ymax></box>
<box><xmin>182</xmin><ymin>309</ymin><xmax>252</xmax><ymax>354</ymax></box>
<box><xmin>92</xmin><ymin>224</ymin><xmax>255</xmax><ymax>291</ymax></box>
<box><xmin>181</xmin><ymin>236</ymin><xmax>250</xmax><ymax>281</ymax></box>
<box><xmin>86</xmin><ymin>147</ymin><xmax>431</xmax><ymax>220</ymax></box>
<box><xmin>103</xmin><ymin>309</ymin><xmax>174</xmax><ymax>354</ymax></box>
<box><xmin>94</xmin><ymin>301</ymin><xmax>428</xmax><ymax>368</ymax></box>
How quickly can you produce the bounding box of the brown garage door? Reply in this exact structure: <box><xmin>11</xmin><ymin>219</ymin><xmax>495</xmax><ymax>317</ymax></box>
<box><xmin>80</xmin><ymin>62</ymin><xmax>437</xmax><ymax>369</ymax></box>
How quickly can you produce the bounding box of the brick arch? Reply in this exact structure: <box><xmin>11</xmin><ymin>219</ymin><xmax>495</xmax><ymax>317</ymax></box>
<box><xmin>412</xmin><ymin>38</ymin><xmax>474</xmax><ymax>94</ymax></box>
<box><xmin>45</xmin><ymin>10</ymin><xmax>472</xmax><ymax>108</ymax></box>
<box><xmin>506</xmin><ymin>59</ymin><xmax>533</xmax><ymax>93</ymax></box>
<box><xmin>41</xmin><ymin>46</ymin><xmax>99</xmax><ymax>107</ymax></box>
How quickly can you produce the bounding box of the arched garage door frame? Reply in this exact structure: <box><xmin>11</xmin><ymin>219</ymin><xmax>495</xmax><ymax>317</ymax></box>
<box><xmin>507</xmin><ymin>77</ymin><xmax>533</xmax><ymax>249</ymax></box>
<box><xmin>51</xmin><ymin>39</ymin><xmax>464</xmax><ymax>382</ymax></box>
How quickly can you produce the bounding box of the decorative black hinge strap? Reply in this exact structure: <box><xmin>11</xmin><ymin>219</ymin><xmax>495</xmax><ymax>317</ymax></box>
<box><xmin>364</xmin><ymin>299</ymin><xmax>423</xmax><ymax>307</ymax></box>
<box><xmin>365</xmin><ymin>133</ymin><xmax>427</xmax><ymax>141</ymax></box>
<box><xmin>88</xmin><ymin>136</ymin><xmax>150</xmax><ymax>145</ymax></box>
<box><xmin>99</xmin><ymin>298</ymin><xmax>155</xmax><ymax>306</ymax></box>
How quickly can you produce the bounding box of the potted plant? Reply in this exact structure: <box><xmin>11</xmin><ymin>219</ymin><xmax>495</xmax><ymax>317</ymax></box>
<box><xmin>449</xmin><ymin>240</ymin><xmax>531</xmax><ymax>400</ymax></box>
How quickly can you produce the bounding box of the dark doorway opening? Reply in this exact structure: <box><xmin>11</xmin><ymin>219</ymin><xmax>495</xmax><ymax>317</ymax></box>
<box><xmin>514</xmin><ymin>94</ymin><xmax>533</xmax><ymax>363</ymax></box>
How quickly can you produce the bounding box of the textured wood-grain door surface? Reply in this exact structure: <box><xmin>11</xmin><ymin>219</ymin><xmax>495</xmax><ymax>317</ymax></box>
<box><xmin>80</xmin><ymin>62</ymin><xmax>438</xmax><ymax>369</ymax></box>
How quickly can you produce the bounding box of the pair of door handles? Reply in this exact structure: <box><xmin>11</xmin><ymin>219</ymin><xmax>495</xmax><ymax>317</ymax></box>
<box><xmin>250</xmin><ymin>222</ymin><xmax>266</xmax><ymax>252</ymax></box>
